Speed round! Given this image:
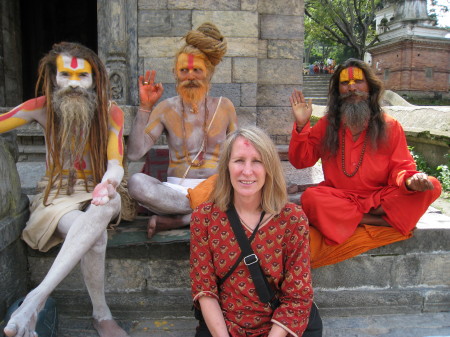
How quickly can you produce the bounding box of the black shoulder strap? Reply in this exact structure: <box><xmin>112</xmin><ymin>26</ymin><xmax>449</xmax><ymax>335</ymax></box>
<box><xmin>226</xmin><ymin>205</ymin><xmax>280</xmax><ymax>310</ymax></box>
<box><xmin>217</xmin><ymin>212</ymin><xmax>262</xmax><ymax>287</ymax></box>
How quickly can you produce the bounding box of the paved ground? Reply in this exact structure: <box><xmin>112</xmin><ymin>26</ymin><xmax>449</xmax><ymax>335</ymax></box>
<box><xmin>57</xmin><ymin>312</ymin><xmax>450</xmax><ymax>336</ymax></box>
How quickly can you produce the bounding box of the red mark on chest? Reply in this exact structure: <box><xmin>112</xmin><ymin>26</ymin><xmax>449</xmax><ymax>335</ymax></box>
<box><xmin>74</xmin><ymin>158</ymin><xmax>86</xmax><ymax>170</ymax></box>
<box><xmin>188</xmin><ymin>54</ymin><xmax>194</xmax><ymax>70</ymax></box>
<box><xmin>70</xmin><ymin>57</ymin><xmax>78</xmax><ymax>69</ymax></box>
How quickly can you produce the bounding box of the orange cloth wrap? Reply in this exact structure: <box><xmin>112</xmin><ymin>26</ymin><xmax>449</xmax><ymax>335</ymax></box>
<box><xmin>187</xmin><ymin>174</ymin><xmax>218</xmax><ymax>209</ymax></box>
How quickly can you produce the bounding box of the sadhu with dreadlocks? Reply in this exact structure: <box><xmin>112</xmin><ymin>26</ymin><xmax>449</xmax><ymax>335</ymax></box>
<box><xmin>288</xmin><ymin>58</ymin><xmax>441</xmax><ymax>248</ymax></box>
<box><xmin>127</xmin><ymin>22</ymin><xmax>237</xmax><ymax>238</ymax></box>
<box><xmin>1</xmin><ymin>42</ymin><xmax>129</xmax><ymax>337</ymax></box>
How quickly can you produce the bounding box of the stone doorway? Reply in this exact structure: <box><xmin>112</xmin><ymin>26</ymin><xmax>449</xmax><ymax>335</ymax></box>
<box><xmin>20</xmin><ymin>0</ymin><xmax>97</xmax><ymax>100</ymax></box>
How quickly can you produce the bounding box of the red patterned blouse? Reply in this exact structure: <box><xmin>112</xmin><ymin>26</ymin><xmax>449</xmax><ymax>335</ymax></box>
<box><xmin>190</xmin><ymin>202</ymin><xmax>313</xmax><ymax>337</ymax></box>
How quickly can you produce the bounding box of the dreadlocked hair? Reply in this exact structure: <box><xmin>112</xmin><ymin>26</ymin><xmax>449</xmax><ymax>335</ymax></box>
<box><xmin>35</xmin><ymin>41</ymin><xmax>111</xmax><ymax>205</ymax></box>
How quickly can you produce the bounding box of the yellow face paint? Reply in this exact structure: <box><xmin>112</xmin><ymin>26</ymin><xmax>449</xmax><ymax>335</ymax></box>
<box><xmin>56</xmin><ymin>54</ymin><xmax>93</xmax><ymax>89</ymax></box>
<box><xmin>339</xmin><ymin>67</ymin><xmax>364</xmax><ymax>85</ymax></box>
<box><xmin>176</xmin><ymin>53</ymin><xmax>207</xmax><ymax>77</ymax></box>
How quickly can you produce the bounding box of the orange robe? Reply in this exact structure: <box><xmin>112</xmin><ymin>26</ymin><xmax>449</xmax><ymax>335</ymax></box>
<box><xmin>288</xmin><ymin>115</ymin><xmax>442</xmax><ymax>246</ymax></box>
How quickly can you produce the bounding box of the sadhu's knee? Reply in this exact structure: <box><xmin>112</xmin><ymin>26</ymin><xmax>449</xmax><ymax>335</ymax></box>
<box><xmin>428</xmin><ymin>176</ymin><xmax>443</xmax><ymax>200</ymax></box>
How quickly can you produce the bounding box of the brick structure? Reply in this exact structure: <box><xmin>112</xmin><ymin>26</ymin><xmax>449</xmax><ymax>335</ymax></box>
<box><xmin>368</xmin><ymin>0</ymin><xmax>450</xmax><ymax>99</ymax></box>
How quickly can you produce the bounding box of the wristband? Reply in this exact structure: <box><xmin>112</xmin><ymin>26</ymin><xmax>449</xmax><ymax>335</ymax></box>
<box><xmin>139</xmin><ymin>108</ymin><xmax>152</xmax><ymax>113</ymax></box>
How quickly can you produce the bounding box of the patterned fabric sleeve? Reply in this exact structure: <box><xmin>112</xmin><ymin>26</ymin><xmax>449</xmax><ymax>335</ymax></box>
<box><xmin>271</xmin><ymin>204</ymin><xmax>314</xmax><ymax>337</ymax></box>
<box><xmin>190</xmin><ymin>203</ymin><xmax>220</xmax><ymax>306</ymax></box>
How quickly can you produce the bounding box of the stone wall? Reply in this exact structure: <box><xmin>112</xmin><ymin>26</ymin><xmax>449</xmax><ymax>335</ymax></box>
<box><xmin>98</xmin><ymin>0</ymin><xmax>305</xmax><ymax>144</ymax></box>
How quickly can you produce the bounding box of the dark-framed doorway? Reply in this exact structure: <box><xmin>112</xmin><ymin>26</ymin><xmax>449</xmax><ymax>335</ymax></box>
<box><xmin>20</xmin><ymin>0</ymin><xmax>97</xmax><ymax>100</ymax></box>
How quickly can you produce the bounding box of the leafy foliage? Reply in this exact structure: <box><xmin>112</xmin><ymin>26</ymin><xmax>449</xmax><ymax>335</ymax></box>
<box><xmin>304</xmin><ymin>0</ymin><xmax>380</xmax><ymax>60</ymax></box>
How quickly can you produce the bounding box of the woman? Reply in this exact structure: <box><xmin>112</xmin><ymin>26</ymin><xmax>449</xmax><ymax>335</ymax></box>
<box><xmin>190</xmin><ymin>126</ymin><xmax>322</xmax><ymax>337</ymax></box>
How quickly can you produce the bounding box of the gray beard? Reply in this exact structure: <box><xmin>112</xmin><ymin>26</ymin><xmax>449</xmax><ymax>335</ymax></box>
<box><xmin>340</xmin><ymin>98</ymin><xmax>371</xmax><ymax>131</ymax></box>
<box><xmin>52</xmin><ymin>86</ymin><xmax>97</xmax><ymax>176</ymax></box>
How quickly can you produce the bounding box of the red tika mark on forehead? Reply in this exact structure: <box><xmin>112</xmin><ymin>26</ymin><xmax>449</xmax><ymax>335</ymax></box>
<box><xmin>243</xmin><ymin>139</ymin><xmax>250</xmax><ymax>147</ymax></box>
<box><xmin>70</xmin><ymin>57</ymin><xmax>78</xmax><ymax>69</ymax></box>
<box><xmin>348</xmin><ymin>67</ymin><xmax>354</xmax><ymax>80</ymax></box>
<box><xmin>188</xmin><ymin>54</ymin><xmax>194</xmax><ymax>70</ymax></box>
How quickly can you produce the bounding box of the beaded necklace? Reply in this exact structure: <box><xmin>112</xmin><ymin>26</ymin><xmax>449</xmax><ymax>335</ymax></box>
<box><xmin>181</xmin><ymin>98</ymin><xmax>209</xmax><ymax>167</ymax></box>
<box><xmin>341</xmin><ymin>127</ymin><xmax>368</xmax><ymax>177</ymax></box>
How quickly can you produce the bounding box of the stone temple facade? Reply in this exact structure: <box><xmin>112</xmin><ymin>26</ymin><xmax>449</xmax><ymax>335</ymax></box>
<box><xmin>0</xmin><ymin>0</ymin><xmax>306</xmax><ymax>146</ymax></box>
<box><xmin>368</xmin><ymin>0</ymin><xmax>450</xmax><ymax>100</ymax></box>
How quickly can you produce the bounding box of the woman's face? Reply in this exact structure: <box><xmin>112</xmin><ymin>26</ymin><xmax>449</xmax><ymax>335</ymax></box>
<box><xmin>228</xmin><ymin>136</ymin><xmax>266</xmax><ymax>200</ymax></box>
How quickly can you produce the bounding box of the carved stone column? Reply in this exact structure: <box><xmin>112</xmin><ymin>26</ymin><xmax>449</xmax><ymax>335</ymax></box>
<box><xmin>97</xmin><ymin>0</ymin><xmax>138</xmax><ymax>106</ymax></box>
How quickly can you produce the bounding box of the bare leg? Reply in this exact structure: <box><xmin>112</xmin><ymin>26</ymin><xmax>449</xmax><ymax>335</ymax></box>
<box><xmin>147</xmin><ymin>213</ymin><xmax>191</xmax><ymax>238</ymax></box>
<box><xmin>368</xmin><ymin>205</ymin><xmax>385</xmax><ymax>216</ymax></box>
<box><xmin>81</xmin><ymin>230</ymin><xmax>129</xmax><ymax>337</ymax></box>
<box><xmin>128</xmin><ymin>173</ymin><xmax>191</xmax><ymax>214</ymax></box>
<box><xmin>4</xmin><ymin>195</ymin><xmax>123</xmax><ymax>337</ymax></box>
<box><xmin>360</xmin><ymin>213</ymin><xmax>391</xmax><ymax>227</ymax></box>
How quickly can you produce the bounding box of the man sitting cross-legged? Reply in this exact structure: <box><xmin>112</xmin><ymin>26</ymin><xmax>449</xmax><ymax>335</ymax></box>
<box><xmin>1</xmin><ymin>42</ymin><xmax>128</xmax><ymax>337</ymax></box>
<box><xmin>288</xmin><ymin>58</ymin><xmax>442</xmax><ymax>246</ymax></box>
<box><xmin>127</xmin><ymin>22</ymin><xmax>237</xmax><ymax>238</ymax></box>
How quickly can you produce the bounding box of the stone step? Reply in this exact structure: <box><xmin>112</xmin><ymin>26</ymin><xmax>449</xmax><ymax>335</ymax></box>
<box><xmin>5</xmin><ymin>311</ymin><xmax>445</xmax><ymax>337</ymax></box>
<box><xmin>27</xmin><ymin>207</ymin><xmax>450</xmax><ymax>317</ymax></box>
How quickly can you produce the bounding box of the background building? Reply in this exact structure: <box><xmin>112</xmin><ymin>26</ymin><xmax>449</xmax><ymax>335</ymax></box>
<box><xmin>368</xmin><ymin>0</ymin><xmax>450</xmax><ymax>100</ymax></box>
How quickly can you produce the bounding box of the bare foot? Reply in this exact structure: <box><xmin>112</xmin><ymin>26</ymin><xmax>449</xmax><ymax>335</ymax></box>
<box><xmin>3</xmin><ymin>294</ymin><xmax>43</xmax><ymax>337</ymax></box>
<box><xmin>93</xmin><ymin>318</ymin><xmax>129</xmax><ymax>337</ymax></box>
<box><xmin>147</xmin><ymin>214</ymin><xmax>189</xmax><ymax>239</ymax></box>
<box><xmin>147</xmin><ymin>215</ymin><xmax>158</xmax><ymax>238</ymax></box>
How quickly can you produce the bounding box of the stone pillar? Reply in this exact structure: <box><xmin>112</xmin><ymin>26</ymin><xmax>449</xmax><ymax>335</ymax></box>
<box><xmin>0</xmin><ymin>133</ymin><xmax>30</xmax><ymax>319</ymax></box>
<box><xmin>0</xmin><ymin>0</ymin><xmax>23</xmax><ymax>107</ymax></box>
<box><xmin>257</xmin><ymin>0</ymin><xmax>304</xmax><ymax>144</ymax></box>
<box><xmin>98</xmin><ymin>0</ymin><xmax>139</xmax><ymax>106</ymax></box>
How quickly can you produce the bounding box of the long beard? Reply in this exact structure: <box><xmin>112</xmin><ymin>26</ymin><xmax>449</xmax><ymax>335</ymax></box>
<box><xmin>340</xmin><ymin>92</ymin><xmax>371</xmax><ymax>131</ymax></box>
<box><xmin>52</xmin><ymin>86</ymin><xmax>97</xmax><ymax>190</ymax></box>
<box><xmin>176</xmin><ymin>79</ymin><xmax>209</xmax><ymax>109</ymax></box>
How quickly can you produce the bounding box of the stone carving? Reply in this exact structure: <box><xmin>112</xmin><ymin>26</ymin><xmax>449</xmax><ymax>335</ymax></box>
<box><xmin>110</xmin><ymin>72</ymin><xmax>124</xmax><ymax>100</ymax></box>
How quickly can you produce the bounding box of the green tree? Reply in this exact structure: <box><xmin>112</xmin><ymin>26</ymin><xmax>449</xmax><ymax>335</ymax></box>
<box><xmin>305</xmin><ymin>0</ymin><xmax>379</xmax><ymax>60</ymax></box>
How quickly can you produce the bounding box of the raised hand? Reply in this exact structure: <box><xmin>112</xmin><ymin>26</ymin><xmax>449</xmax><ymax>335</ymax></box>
<box><xmin>406</xmin><ymin>172</ymin><xmax>435</xmax><ymax>192</ymax></box>
<box><xmin>290</xmin><ymin>89</ymin><xmax>313</xmax><ymax>129</ymax></box>
<box><xmin>91</xmin><ymin>180</ymin><xmax>117</xmax><ymax>206</ymax></box>
<box><xmin>139</xmin><ymin>70</ymin><xmax>164</xmax><ymax>110</ymax></box>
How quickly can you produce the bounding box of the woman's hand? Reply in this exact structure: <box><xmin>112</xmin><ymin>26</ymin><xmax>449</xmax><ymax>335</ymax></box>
<box><xmin>139</xmin><ymin>70</ymin><xmax>164</xmax><ymax>110</ymax></box>
<box><xmin>290</xmin><ymin>89</ymin><xmax>312</xmax><ymax>130</ymax></box>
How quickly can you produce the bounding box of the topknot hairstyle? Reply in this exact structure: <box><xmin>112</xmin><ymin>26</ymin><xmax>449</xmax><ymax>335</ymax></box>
<box><xmin>175</xmin><ymin>22</ymin><xmax>227</xmax><ymax>77</ymax></box>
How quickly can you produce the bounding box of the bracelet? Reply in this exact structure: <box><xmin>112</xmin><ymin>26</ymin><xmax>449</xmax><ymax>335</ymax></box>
<box><xmin>138</xmin><ymin>107</ymin><xmax>152</xmax><ymax>113</ymax></box>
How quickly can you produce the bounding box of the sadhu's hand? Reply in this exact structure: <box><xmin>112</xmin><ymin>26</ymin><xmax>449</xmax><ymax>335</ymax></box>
<box><xmin>139</xmin><ymin>70</ymin><xmax>164</xmax><ymax>110</ymax></box>
<box><xmin>406</xmin><ymin>172</ymin><xmax>434</xmax><ymax>192</ymax></box>
<box><xmin>290</xmin><ymin>89</ymin><xmax>312</xmax><ymax>130</ymax></box>
<box><xmin>92</xmin><ymin>179</ymin><xmax>117</xmax><ymax>205</ymax></box>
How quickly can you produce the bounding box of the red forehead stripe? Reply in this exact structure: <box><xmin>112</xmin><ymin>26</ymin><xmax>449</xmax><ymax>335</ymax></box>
<box><xmin>348</xmin><ymin>67</ymin><xmax>354</xmax><ymax>80</ymax></box>
<box><xmin>188</xmin><ymin>54</ymin><xmax>194</xmax><ymax>70</ymax></box>
<box><xmin>70</xmin><ymin>57</ymin><xmax>78</xmax><ymax>69</ymax></box>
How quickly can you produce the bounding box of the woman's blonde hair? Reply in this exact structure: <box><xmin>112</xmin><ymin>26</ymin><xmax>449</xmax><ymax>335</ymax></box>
<box><xmin>212</xmin><ymin>126</ymin><xmax>287</xmax><ymax>214</ymax></box>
